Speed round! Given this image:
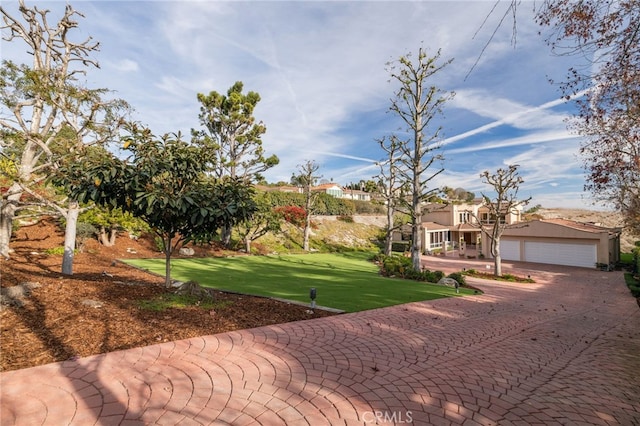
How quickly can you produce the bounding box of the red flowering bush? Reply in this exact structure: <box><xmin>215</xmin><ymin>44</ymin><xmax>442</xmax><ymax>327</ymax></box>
<box><xmin>274</xmin><ymin>205</ymin><xmax>307</xmax><ymax>228</ymax></box>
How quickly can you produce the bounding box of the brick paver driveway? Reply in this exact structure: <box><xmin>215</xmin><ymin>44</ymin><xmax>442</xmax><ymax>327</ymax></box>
<box><xmin>1</xmin><ymin>258</ymin><xmax>639</xmax><ymax>425</ymax></box>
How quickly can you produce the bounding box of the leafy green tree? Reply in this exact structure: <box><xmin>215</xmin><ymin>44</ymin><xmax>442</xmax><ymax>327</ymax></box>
<box><xmin>0</xmin><ymin>2</ymin><xmax>129</xmax><ymax>274</ymax></box>
<box><xmin>236</xmin><ymin>192</ymin><xmax>283</xmax><ymax>253</ymax></box>
<box><xmin>291</xmin><ymin>160</ymin><xmax>321</xmax><ymax>251</ymax></box>
<box><xmin>78</xmin><ymin>206</ymin><xmax>149</xmax><ymax>246</ymax></box>
<box><xmin>346</xmin><ymin>180</ymin><xmax>379</xmax><ymax>193</ymax></box>
<box><xmin>443</xmin><ymin>186</ymin><xmax>476</xmax><ymax>203</ymax></box>
<box><xmin>385</xmin><ymin>47</ymin><xmax>455</xmax><ymax>270</ymax></box>
<box><xmin>195</xmin><ymin>81</ymin><xmax>279</xmax><ymax>246</ymax></box>
<box><xmin>56</xmin><ymin>125</ymin><xmax>256</xmax><ymax>287</ymax></box>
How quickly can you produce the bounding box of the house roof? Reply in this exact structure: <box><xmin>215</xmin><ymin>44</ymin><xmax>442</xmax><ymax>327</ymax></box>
<box><xmin>312</xmin><ymin>183</ymin><xmax>342</xmax><ymax>191</ymax></box>
<box><xmin>538</xmin><ymin>218</ymin><xmax>621</xmax><ymax>234</ymax></box>
<box><xmin>450</xmin><ymin>223</ymin><xmax>482</xmax><ymax>232</ymax></box>
<box><xmin>422</xmin><ymin>222</ymin><xmax>451</xmax><ymax>231</ymax></box>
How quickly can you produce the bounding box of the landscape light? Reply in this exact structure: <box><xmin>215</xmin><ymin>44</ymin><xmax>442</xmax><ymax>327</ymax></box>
<box><xmin>310</xmin><ymin>287</ymin><xmax>317</xmax><ymax>309</ymax></box>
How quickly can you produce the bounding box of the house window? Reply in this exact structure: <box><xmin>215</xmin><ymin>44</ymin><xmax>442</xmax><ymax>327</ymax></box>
<box><xmin>326</xmin><ymin>188</ymin><xmax>342</xmax><ymax>198</ymax></box>
<box><xmin>481</xmin><ymin>212</ymin><xmax>506</xmax><ymax>224</ymax></box>
<box><xmin>428</xmin><ymin>230</ymin><xmax>450</xmax><ymax>249</ymax></box>
<box><xmin>459</xmin><ymin>212</ymin><xmax>470</xmax><ymax>223</ymax></box>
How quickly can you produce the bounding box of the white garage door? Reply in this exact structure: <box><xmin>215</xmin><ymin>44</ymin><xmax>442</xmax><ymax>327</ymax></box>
<box><xmin>500</xmin><ymin>240</ymin><xmax>521</xmax><ymax>261</ymax></box>
<box><xmin>524</xmin><ymin>242</ymin><xmax>597</xmax><ymax>268</ymax></box>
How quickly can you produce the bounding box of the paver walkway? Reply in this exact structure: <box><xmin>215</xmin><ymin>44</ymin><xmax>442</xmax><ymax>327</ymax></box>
<box><xmin>1</xmin><ymin>258</ymin><xmax>639</xmax><ymax>425</ymax></box>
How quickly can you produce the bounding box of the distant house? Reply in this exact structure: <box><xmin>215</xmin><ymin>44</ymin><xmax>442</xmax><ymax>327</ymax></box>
<box><xmin>311</xmin><ymin>183</ymin><xmax>372</xmax><ymax>202</ymax></box>
<box><xmin>341</xmin><ymin>188</ymin><xmax>372</xmax><ymax>202</ymax></box>
<box><xmin>260</xmin><ymin>183</ymin><xmax>372</xmax><ymax>202</ymax></box>
<box><xmin>311</xmin><ymin>183</ymin><xmax>344</xmax><ymax>198</ymax></box>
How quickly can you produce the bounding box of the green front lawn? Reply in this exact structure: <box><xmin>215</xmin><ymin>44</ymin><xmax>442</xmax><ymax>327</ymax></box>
<box><xmin>125</xmin><ymin>252</ymin><xmax>473</xmax><ymax>312</ymax></box>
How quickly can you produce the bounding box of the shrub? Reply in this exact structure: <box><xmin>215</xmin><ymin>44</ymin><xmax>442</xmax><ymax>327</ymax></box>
<box><xmin>446</xmin><ymin>272</ymin><xmax>467</xmax><ymax>286</ymax></box>
<box><xmin>375</xmin><ymin>253</ymin><xmax>446</xmax><ymax>283</ymax></box>
<box><xmin>391</xmin><ymin>241</ymin><xmax>410</xmax><ymax>253</ymax></box>
<box><xmin>353</xmin><ymin>200</ymin><xmax>386</xmax><ymax>214</ymax></box>
<box><xmin>424</xmin><ymin>269</ymin><xmax>445</xmax><ymax>283</ymax></box>
<box><xmin>380</xmin><ymin>254</ymin><xmax>412</xmax><ymax>278</ymax></box>
<box><xmin>274</xmin><ymin>205</ymin><xmax>307</xmax><ymax>228</ymax></box>
<box><xmin>75</xmin><ymin>222</ymin><xmax>97</xmax><ymax>252</ymax></box>
<box><xmin>624</xmin><ymin>273</ymin><xmax>640</xmax><ymax>297</ymax></box>
<box><xmin>44</xmin><ymin>246</ymin><xmax>77</xmax><ymax>255</ymax></box>
<box><xmin>337</xmin><ymin>215</ymin><xmax>354</xmax><ymax>223</ymax></box>
<box><xmin>632</xmin><ymin>242</ymin><xmax>640</xmax><ymax>273</ymax></box>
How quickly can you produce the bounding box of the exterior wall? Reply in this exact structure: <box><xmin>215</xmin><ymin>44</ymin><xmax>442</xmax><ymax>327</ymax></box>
<box><xmin>342</xmin><ymin>190</ymin><xmax>371</xmax><ymax>201</ymax></box>
<box><xmin>422</xmin><ymin>203</ymin><xmax>452</xmax><ymax>225</ymax></box>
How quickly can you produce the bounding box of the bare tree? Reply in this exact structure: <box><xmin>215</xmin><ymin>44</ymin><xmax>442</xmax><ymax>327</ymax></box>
<box><xmin>476</xmin><ymin>165</ymin><xmax>531</xmax><ymax>277</ymax></box>
<box><xmin>291</xmin><ymin>160</ymin><xmax>321</xmax><ymax>252</ymax></box>
<box><xmin>385</xmin><ymin>46</ymin><xmax>454</xmax><ymax>270</ymax></box>
<box><xmin>0</xmin><ymin>1</ymin><xmax>129</xmax><ymax>273</ymax></box>
<box><xmin>375</xmin><ymin>136</ymin><xmax>407</xmax><ymax>256</ymax></box>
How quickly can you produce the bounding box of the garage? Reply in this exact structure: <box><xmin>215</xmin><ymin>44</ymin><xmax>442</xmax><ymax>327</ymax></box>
<box><xmin>480</xmin><ymin>219</ymin><xmax>621</xmax><ymax>269</ymax></box>
<box><xmin>523</xmin><ymin>241</ymin><xmax>597</xmax><ymax>268</ymax></box>
<box><xmin>500</xmin><ymin>240</ymin><xmax>520</xmax><ymax>261</ymax></box>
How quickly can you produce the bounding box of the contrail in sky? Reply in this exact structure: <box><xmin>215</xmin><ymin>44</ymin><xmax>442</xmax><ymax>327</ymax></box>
<box><xmin>440</xmin><ymin>89</ymin><xmax>589</xmax><ymax>147</ymax></box>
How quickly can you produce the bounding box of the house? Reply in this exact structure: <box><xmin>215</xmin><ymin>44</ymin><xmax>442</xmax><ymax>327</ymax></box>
<box><xmin>488</xmin><ymin>219</ymin><xmax>621</xmax><ymax>268</ymax></box>
<box><xmin>311</xmin><ymin>183</ymin><xmax>344</xmax><ymax>198</ymax></box>
<box><xmin>419</xmin><ymin>200</ymin><xmax>523</xmax><ymax>252</ymax></box>
<box><xmin>419</xmin><ymin>200</ymin><xmax>620</xmax><ymax>269</ymax></box>
<box><xmin>311</xmin><ymin>183</ymin><xmax>372</xmax><ymax>202</ymax></box>
<box><xmin>341</xmin><ymin>187</ymin><xmax>372</xmax><ymax>202</ymax></box>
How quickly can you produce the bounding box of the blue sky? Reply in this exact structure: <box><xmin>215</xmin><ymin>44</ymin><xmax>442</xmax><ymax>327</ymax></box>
<box><xmin>2</xmin><ymin>1</ymin><xmax>599</xmax><ymax>209</ymax></box>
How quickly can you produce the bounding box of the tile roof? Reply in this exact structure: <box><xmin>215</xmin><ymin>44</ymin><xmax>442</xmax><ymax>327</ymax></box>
<box><xmin>539</xmin><ymin>218</ymin><xmax>621</xmax><ymax>234</ymax></box>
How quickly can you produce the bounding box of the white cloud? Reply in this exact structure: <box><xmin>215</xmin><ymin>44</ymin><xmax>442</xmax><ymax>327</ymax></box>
<box><xmin>109</xmin><ymin>59</ymin><xmax>139</xmax><ymax>73</ymax></box>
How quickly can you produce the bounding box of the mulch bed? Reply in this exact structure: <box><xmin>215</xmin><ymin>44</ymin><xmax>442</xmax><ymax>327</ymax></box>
<box><xmin>0</xmin><ymin>218</ymin><xmax>337</xmax><ymax>372</ymax></box>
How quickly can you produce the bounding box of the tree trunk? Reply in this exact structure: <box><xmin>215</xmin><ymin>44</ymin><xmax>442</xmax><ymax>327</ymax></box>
<box><xmin>411</xmin><ymin>202</ymin><xmax>422</xmax><ymax>271</ymax></box>
<box><xmin>245</xmin><ymin>237</ymin><xmax>251</xmax><ymax>253</ymax></box>
<box><xmin>0</xmin><ymin>200</ymin><xmax>16</xmax><ymax>260</ymax></box>
<box><xmin>303</xmin><ymin>215</ymin><xmax>311</xmax><ymax>251</ymax></box>
<box><xmin>384</xmin><ymin>232</ymin><xmax>393</xmax><ymax>256</ymax></box>
<box><xmin>97</xmin><ymin>226</ymin><xmax>118</xmax><ymax>246</ymax></box>
<box><xmin>97</xmin><ymin>227</ymin><xmax>109</xmax><ymax>246</ymax></box>
<box><xmin>384</xmin><ymin>204</ymin><xmax>394</xmax><ymax>256</ymax></box>
<box><xmin>411</xmin><ymin>221</ymin><xmax>421</xmax><ymax>271</ymax></box>
<box><xmin>221</xmin><ymin>225</ymin><xmax>232</xmax><ymax>248</ymax></box>
<box><xmin>109</xmin><ymin>227</ymin><xmax>118</xmax><ymax>246</ymax></box>
<box><xmin>164</xmin><ymin>234</ymin><xmax>173</xmax><ymax>288</ymax></box>
<box><xmin>493</xmin><ymin>237</ymin><xmax>502</xmax><ymax>276</ymax></box>
<box><xmin>0</xmin><ymin>184</ymin><xmax>22</xmax><ymax>259</ymax></box>
<box><xmin>62</xmin><ymin>200</ymin><xmax>79</xmax><ymax>275</ymax></box>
